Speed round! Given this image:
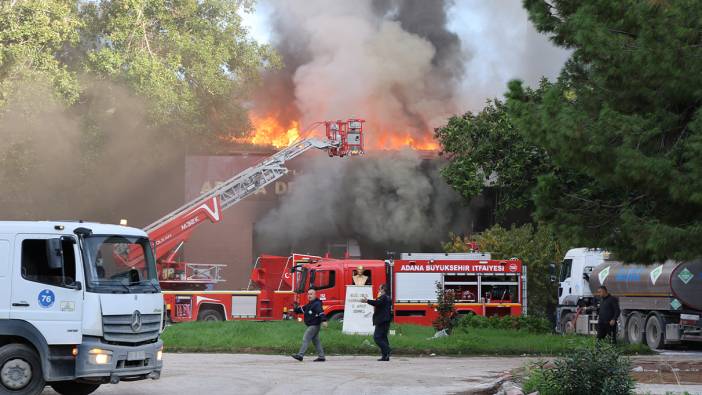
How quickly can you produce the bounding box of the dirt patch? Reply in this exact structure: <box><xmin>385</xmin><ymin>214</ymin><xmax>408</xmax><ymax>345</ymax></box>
<box><xmin>631</xmin><ymin>361</ymin><xmax>702</xmax><ymax>385</ymax></box>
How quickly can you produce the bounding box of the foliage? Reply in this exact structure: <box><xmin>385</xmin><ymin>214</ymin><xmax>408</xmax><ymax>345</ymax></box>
<box><xmin>431</xmin><ymin>281</ymin><xmax>456</xmax><ymax>333</ymax></box>
<box><xmin>79</xmin><ymin>0</ymin><xmax>279</xmax><ymax>139</ymax></box>
<box><xmin>435</xmin><ymin>93</ymin><xmax>552</xmax><ymax>220</ymax></box>
<box><xmin>456</xmin><ymin>313</ymin><xmax>552</xmax><ymax>334</ymax></box>
<box><xmin>444</xmin><ymin>224</ymin><xmax>564</xmax><ymax>316</ymax></box>
<box><xmin>0</xmin><ymin>1</ymin><xmax>82</xmax><ymax>106</ymax></box>
<box><xmin>522</xmin><ymin>341</ymin><xmax>635</xmax><ymax>395</ymax></box>
<box><xmin>507</xmin><ymin>0</ymin><xmax>702</xmax><ymax>263</ymax></box>
<box><xmin>161</xmin><ymin>320</ymin><xmax>652</xmax><ymax>356</ymax></box>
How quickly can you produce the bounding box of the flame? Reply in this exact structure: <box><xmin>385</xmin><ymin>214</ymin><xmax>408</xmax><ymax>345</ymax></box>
<box><xmin>229</xmin><ymin>113</ymin><xmax>439</xmax><ymax>151</ymax></box>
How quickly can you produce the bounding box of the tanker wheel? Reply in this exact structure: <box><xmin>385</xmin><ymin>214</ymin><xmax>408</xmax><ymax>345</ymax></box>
<box><xmin>645</xmin><ymin>314</ymin><xmax>666</xmax><ymax>350</ymax></box>
<box><xmin>50</xmin><ymin>381</ymin><xmax>101</xmax><ymax>395</ymax></box>
<box><xmin>560</xmin><ymin>312</ymin><xmax>576</xmax><ymax>335</ymax></box>
<box><xmin>626</xmin><ymin>312</ymin><xmax>645</xmax><ymax>345</ymax></box>
<box><xmin>198</xmin><ymin>308</ymin><xmax>224</xmax><ymax>322</ymax></box>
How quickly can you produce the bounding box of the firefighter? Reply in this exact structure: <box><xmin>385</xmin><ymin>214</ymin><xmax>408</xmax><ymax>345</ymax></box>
<box><xmin>595</xmin><ymin>286</ymin><xmax>620</xmax><ymax>344</ymax></box>
<box><xmin>291</xmin><ymin>289</ymin><xmax>327</xmax><ymax>362</ymax></box>
<box><xmin>362</xmin><ymin>284</ymin><xmax>392</xmax><ymax>361</ymax></box>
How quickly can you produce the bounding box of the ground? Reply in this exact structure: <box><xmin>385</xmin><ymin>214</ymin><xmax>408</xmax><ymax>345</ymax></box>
<box><xmin>41</xmin><ymin>352</ymin><xmax>702</xmax><ymax>395</ymax></box>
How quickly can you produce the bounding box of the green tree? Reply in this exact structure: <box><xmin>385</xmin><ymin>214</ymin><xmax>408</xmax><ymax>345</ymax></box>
<box><xmin>507</xmin><ymin>0</ymin><xmax>702</xmax><ymax>262</ymax></box>
<box><xmin>79</xmin><ymin>0</ymin><xmax>279</xmax><ymax>139</ymax></box>
<box><xmin>445</xmin><ymin>224</ymin><xmax>564</xmax><ymax>316</ymax></box>
<box><xmin>435</xmin><ymin>88</ymin><xmax>552</xmax><ymax>221</ymax></box>
<box><xmin>0</xmin><ymin>1</ymin><xmax>82</xmax><ymax>106</ymax></box>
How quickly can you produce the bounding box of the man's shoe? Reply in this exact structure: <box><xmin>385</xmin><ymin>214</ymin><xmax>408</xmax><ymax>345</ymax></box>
<box><xmin>377</xmin><ymin>356</ymin><xmax>389</xmax><ymax>361</ymax></box>
<box><xmin>313</xmin><ymin>357</ymin><xmax>326</xmax><ymax>362</ymax></box>
<box><xmin>291</xmin><ymin>354</ymin><xmax>303</xmax><ymax>362</ymax></box>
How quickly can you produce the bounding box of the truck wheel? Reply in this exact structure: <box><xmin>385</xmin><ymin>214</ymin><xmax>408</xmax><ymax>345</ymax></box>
<box><xmin>198</xmin><ymin>308</ymin><xmax>224</xmax><ymax>321</ymax></box>
<box><xmin>50</xmin><ymin>381</ymin><xmax>101</xmax><ymax>395</ymax></box>
<box><xmin>0</xmin><ymin>344</ymin><xmax>45</xmax><ymax>395</ymax></box>
<box><xmin>560</xmin><ymin>312</ymin><xmax>576</xmax><ymax>334</ymax></box>
<box><xmin>645</xmin><ymin>314</ymin><xmax>666</xmax><ymax>350</ymax></box>
<box><xmin>626</xmin><ymin>312</ymin><xmax>645</xmax><ymax>344</ymax></box>
<box><xmin>328</xmin><ymin>313</ymin><xmax>344</xmax><ymax>322</ymax></box>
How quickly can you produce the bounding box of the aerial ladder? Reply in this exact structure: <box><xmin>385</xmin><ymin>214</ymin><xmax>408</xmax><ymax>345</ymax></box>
<box><xmin>135</xmin><ymin>118</ymin><xmax>365</xmax><ymax>290</ymax></box>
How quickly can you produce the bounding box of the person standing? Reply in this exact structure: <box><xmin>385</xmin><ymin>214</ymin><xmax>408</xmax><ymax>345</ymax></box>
<box><xmin>596</xmin><ymin>286</ymin><xmax>620</xmax><ymax>344</ymax></box>
<box><xmin>291</xmin><ymin>289</ymin><xmax>327</xmax><ymax>362</ymax></box>
<box><xmin>362</xmin><ymin>284</ymin><xmax>392</xmax><ymax>361</ymax></box>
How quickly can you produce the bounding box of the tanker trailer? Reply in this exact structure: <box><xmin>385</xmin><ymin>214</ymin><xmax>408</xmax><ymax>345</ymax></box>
<box><xmin>555</xmin><ymin>248</ymin><xmax>702</xmax><ymax>349</ymax></box>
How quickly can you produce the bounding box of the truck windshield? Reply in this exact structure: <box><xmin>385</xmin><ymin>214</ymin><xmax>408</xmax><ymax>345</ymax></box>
<box><xmin>293</xmin><ymin>266</ymin><xmax>308</xmax><ymax>294</ymax></box>
<box><xmin>82</xmin><ymin>235</ymin><xmax>160</xmax><ymax>294</ymax></box>
<box><xmin>559</xmin><ymin>259</ymin><xmax>573</xmax><ymax>282</ymax></box>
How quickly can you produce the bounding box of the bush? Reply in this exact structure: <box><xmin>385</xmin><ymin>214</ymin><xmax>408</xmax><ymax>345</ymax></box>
<box><xmin>431</xmin><ymin>282</ymin><xmax>457</xmax><ymax>333</ymax></box>
<box><xmin>456</xmin><ymin>314</ymin><xmax>552</xmax><ymax>333</ymax></box>
<box><xmin>522</xmin><ymin>341</ymin><xmax>635</xmax><ymax>395</ymax></box>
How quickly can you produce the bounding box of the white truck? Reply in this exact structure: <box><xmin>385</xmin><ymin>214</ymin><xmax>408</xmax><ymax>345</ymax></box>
<box><xmin>0</xmin><ymin>221</ymin><xmax>163</xmax><ymax>395</ymax></box>
<box><xmin>555</xmin><ymin>248</ymin><xmax>702</xmax><ymax>349</ymax></box>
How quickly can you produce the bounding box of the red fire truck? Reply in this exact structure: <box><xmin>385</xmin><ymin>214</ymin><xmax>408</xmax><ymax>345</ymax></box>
<box><xmin>289</xmin><ymin>252</ymin><xmax>527</xmax><ymax>326</ymax></box>
<box><xmin>135</xmin><ymin>120</ymin><xmax>366</xmax><ymax>322</ymax></box>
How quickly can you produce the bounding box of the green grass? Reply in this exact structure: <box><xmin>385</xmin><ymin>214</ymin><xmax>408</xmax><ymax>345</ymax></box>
<box><xmin>161</xmin><ymin>320</ymin><xmax>653</xmax><ymax>356</ymax></box>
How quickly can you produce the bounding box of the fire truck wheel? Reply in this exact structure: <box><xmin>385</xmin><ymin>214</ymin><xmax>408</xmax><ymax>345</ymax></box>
<box><xmin>626</xmin><ymin>312</ymin><xmax>645</xmax><ymax>345</ymax></box>
<box><xmin>328</xmin><ymin>313</ymin><xmax>344</xmax><ymax>322</ymax></box>
<box><xmin>0</xmin><ymin>343</ymin><xmax>45</xmax><ymax>395</ymax></box>
<box><xmin>50</xmin><ymin>381</ymin><xmax>101</xmax><ymax>395</ymax></box>
<box><xmin>560</xmin><ymin>313</ymin><xmax>576</xmax><ymax>334</ymax></box>
<box><xmin>198</xmin><ymin>308</ymin><xmax>224</xmax><ymax>322</ymax></box>
<box><xmin>645</xmin><ymin>314</ymin><xmax>666</xmax><ymax>350</ymax></box>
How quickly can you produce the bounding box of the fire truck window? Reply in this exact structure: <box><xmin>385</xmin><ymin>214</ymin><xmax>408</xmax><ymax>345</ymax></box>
<box><xmin>21</xmin><ymin>239</ymin><xmax>76</xmax><ymax>287</ymax></box>
<box><xmin>311</xmin><ymin>270</ymin><xmax>335</xmax><ymax>290</ymax></box>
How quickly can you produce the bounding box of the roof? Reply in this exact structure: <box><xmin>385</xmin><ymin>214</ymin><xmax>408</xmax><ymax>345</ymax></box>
<box><xmin>0</xmin><ymin>221</ymin><xmax>148</xmax><ymax>238</ymax></box>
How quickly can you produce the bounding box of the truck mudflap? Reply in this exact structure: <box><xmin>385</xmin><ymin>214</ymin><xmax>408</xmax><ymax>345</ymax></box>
<box><xmin>74</xmin><ymin>337</ymin><xmax>163</xmax><ymax>383</ymax></box>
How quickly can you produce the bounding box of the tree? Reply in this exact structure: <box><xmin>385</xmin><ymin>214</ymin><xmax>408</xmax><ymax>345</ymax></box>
<box><xmin>507</xmin><ymin>0</ymin><xmax>702</xmax><ymax>263</ymax></box>
<box><xmin>445</xmin><ymin>224</ymin><xmax>564</xmax><ymax>316</ymax></box>
<box><xmin>435</xmin><ymin>89</ymin><xmax>552</xmax><ymax>221</ymax></box>
<box><xmin>431</xmin><ymin>281</ymin><xmax>456</xmax><ymax>333</ymax></box>
<box><xmin>79</xmin><ymin>0</ymin><xmax>279</xmax><ymax>140</ymax></box>
<box><xmin>0</xmin><ymin>1</ymin><xmax>82</xmax><ymax>106</ymax></box>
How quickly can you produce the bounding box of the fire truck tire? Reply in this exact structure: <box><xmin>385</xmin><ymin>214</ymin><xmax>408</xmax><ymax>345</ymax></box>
<box><xmin>645</xmin><ymin>313</ymin><xmax>666</xmax><ymax>350</ymax></box>
<box><xmin>0</xmin><ymin>343</ymin><xmax>45</xmax><ymax>395</ymax></box>
<box><xmin>626</xmin><ymin>312</ymin><xmax>645</xmax><ymax>345</ymax></box>
<box><xmin>50</xmin><ymin>381</ymin><xmax>101</xmax><ymax>395</ymax></box>
<box><xmin>198</xmin><ymin>308</ymin><xmax>224</xmax><ymax>322</ymax></box>
<box><xmin>560</xmin><ymin>312</ymin><xmax>576</xmax><ymax>334</ymax></box>
<box><xmin>328</xmin><ymin>313</ymin><xmax>344</xmax><ymax>322</ymax></box>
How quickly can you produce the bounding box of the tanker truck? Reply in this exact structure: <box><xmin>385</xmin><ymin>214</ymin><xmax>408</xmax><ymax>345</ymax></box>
<box><xmin>555</xmin><ymin>248</ymin><xmax>702</xmax><ymax>349</ymax></box>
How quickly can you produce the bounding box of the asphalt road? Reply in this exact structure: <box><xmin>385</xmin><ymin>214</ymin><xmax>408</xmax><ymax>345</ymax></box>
<box><xmin>41</xmin><ymin>352</ymin><xmax>702</xmax><ymax>395</ymax></box>
<box><xmin>43</xmin><ymin>353</ymin><xmax>519</xmax><ymax>395</ymax></box>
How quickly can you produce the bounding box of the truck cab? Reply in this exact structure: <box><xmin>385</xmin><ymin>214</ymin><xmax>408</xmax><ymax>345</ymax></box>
<box><xmin>0</xmin><ymin>221</ymin><xmax>163</xmax><ymax>395</ymax></box>
<box><xmin>556</xmin><ymin>248</ymin><xmax>606</xmax><ymax>333</ymax></box>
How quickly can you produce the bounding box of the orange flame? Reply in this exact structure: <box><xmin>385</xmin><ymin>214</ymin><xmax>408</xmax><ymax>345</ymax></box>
<box><xmin>230</xmin><ymin>113</ymin><xmax>439</xmax><ymax>151</ymax></box>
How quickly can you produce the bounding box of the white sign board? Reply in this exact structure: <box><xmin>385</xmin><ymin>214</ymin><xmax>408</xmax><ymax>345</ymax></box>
<box><xmin>342</xmin><ymin>285</ymin><xmax>375</xmax><ymax>335</ymax></box>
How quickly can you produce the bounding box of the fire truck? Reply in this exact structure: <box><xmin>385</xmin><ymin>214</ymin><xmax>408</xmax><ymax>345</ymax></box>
<box><xmin>140</xmin><ymin>119</ymin><xmax>365</xmax><ymax>322</ymax></box>
<box><xmin>289</xmin><ymin>252</ymin><xmax>527</xmax><ymax>326</ymax></box>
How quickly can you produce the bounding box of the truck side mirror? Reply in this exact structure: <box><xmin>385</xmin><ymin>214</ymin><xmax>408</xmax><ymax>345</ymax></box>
<box><xmin>582</xmin><ymin>273</ymin><xmax>590</xmax><ymax>281</ymax></box>
<box><xmin>46</xmin><ymin>238</ymin><xmax>64</xmax><ymax>269</ymax></box>
<box><xmin>548</xmin><ymin>263</ymin><xmax>556</xmax><ymax>276</ymax></box>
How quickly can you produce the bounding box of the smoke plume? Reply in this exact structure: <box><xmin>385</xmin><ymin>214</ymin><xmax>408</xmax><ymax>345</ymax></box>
<box><xmin>255</xmin><ymin>151</ymin><xmax>475</xmax><ymax>256</ymax></box>
<box><xmin>0</xmin><ymin>80</ymin><xmax>184</xmax><ymax>225</ymax></box>
<box><xmin>255</xmin><ymin>0</ymin><xmax>467</xmax><ymax>146</ymax></box>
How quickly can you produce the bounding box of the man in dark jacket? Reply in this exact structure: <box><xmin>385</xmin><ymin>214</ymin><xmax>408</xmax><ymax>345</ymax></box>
<box><xmin>596</xmin><ymin>286</ymin><xmax>620</xmax><ymax>344</ymax></box>
<box><xmin>362</xmin><ymin>284</ymin><xmax>392</xmax><ymax>361</ymax></box>
<box><xmin>291</xmin><ymin>289</ymin><xmax>327</xmax><ymax>362</ymax></box>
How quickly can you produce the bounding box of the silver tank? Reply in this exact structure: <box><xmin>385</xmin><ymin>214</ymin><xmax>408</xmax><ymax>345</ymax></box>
<box><xmin>590</xmin><ymin>259</ymin><xmax>702</xmax><ymax>310</ymax></box>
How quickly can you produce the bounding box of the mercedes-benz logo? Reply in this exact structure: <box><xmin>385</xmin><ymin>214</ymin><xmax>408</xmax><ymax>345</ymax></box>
<box><xmin>130</xmin><ymin>310</ymin><xmax>142</xmax><ymax>332</ymax></box>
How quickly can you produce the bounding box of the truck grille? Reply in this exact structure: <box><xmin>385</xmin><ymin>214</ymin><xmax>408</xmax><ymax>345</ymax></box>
<box><xmin>103</xmin><ymin>314</ymin><xmax>161</xmax><ymax>344</ymax></box>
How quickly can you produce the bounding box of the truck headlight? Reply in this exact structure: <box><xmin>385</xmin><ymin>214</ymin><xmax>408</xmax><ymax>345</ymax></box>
<box><xmin>88</xmin><ymin>348</ymin><xmax>113</xmax><ymax>365</ymax></box>
<box><xmin>156</xmin><ymin>347</ymin><xmax>163</xmax><ymax>361</ymax></box>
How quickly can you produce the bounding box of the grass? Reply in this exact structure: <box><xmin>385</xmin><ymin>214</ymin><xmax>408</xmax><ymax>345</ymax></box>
<box><xmin>161</xmin><ymin>320</ymin><xmax>653</xmax><ymax>356</ymax></box>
